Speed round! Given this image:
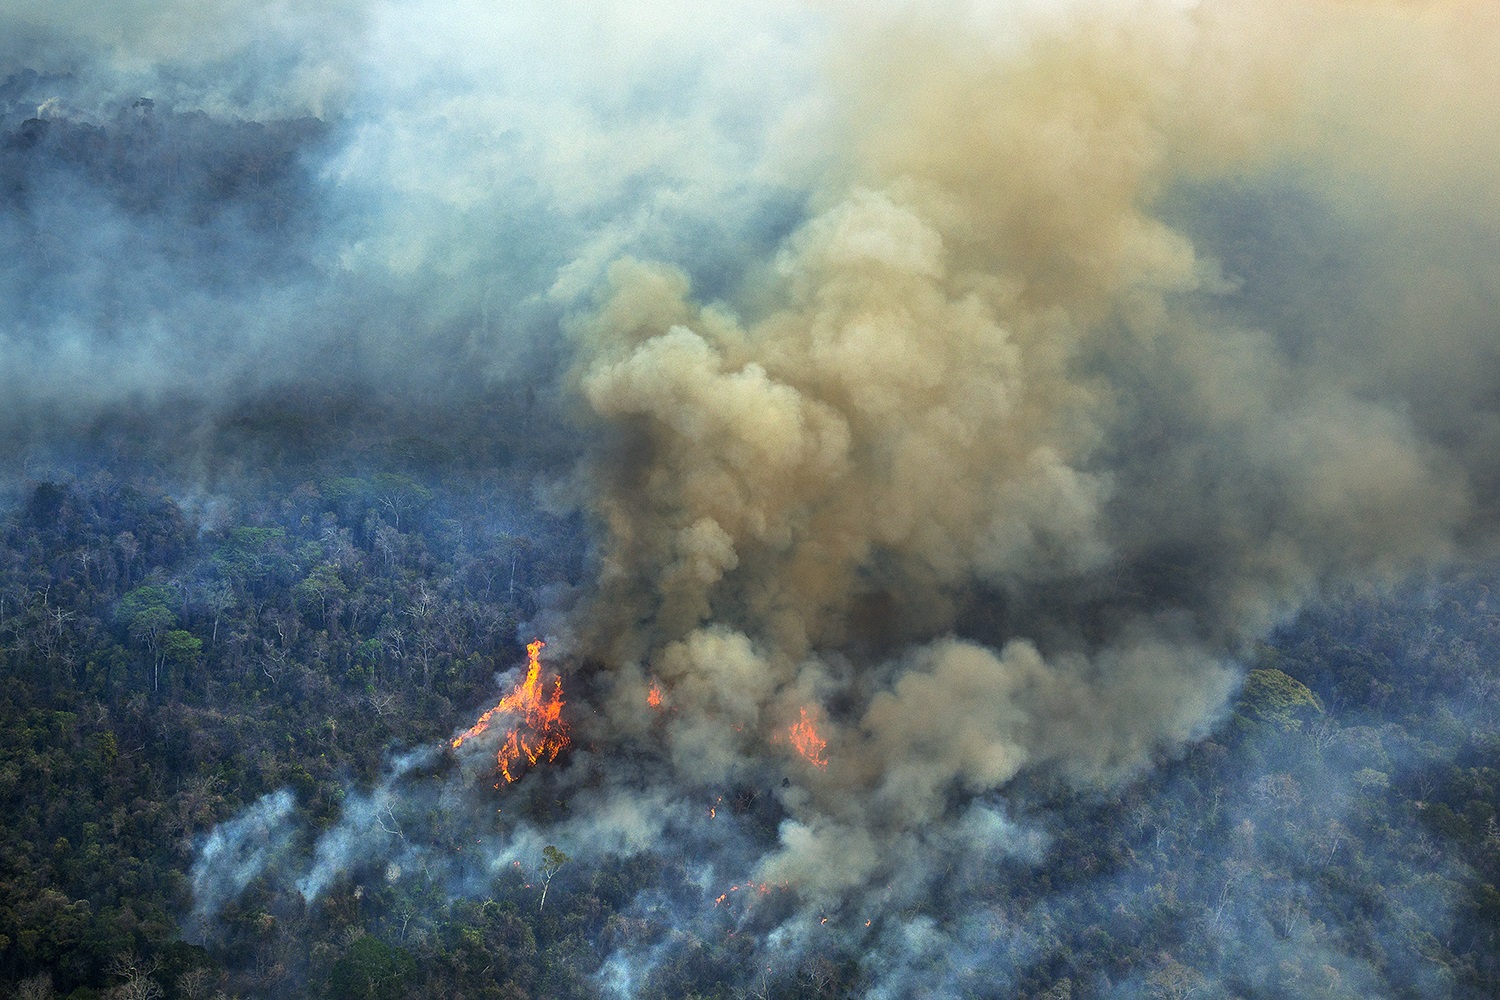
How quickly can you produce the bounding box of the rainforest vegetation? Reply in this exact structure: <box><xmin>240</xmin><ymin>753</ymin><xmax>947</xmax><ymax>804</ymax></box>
<box><xmin>6</xmin><ymin>5</ymin><xmax>1500</xmax><ymax>997</ymax></box>
<box><xmin>2</xmin><ymin>467</ymin><xmax>1499</xmax><ymax>999</ymax></box>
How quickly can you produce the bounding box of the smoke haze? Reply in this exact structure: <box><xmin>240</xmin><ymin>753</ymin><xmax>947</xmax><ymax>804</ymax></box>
<box><xmin>562</xmin><ymin>0</ymin><xmax>1500</xmax><ymax>915</ymax></box>
<box><xmin>8</xmin><ymin>0</ymin><xmax>1500</xmax><ymax>994</ymax></box>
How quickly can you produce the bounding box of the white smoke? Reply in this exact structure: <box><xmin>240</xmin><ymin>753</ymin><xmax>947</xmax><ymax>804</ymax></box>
<box><xmin>187</xmin><ymin>789</ymin><xmax>295</xmax><ymax>931</ymax></box>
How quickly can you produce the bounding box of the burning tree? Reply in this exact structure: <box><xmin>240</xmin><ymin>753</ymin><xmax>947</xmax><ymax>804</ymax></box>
<box><xmin>452</xmin><ymin>640</ymin><xmax>570</xmax><ymax>783</ymax></box>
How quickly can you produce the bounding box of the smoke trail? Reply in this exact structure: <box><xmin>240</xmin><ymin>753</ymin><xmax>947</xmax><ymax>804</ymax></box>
<box><xmin>187</xmin><ymin>789</ymin><xmax>295</xmax><ymax>932</ymax></box>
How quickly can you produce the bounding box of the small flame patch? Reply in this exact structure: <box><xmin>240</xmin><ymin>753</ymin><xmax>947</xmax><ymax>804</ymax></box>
<box><xmin>713</xmin><ymin>880</ymin><xmax>777</xmax><ymax>906</ymax></box>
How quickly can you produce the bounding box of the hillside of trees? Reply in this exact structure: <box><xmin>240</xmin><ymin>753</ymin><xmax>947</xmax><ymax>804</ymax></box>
<box><xmin>1</xmin><ymin>465</ymin><xmax>1498</xmax><ymax>1000</ymax></box>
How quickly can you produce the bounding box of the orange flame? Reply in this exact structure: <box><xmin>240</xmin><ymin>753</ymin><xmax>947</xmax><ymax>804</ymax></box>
<box><xmin>788</xmin><ymin>707</ymin><xmax>828</xmax><ymax>769</ymax></box>
<box><xmin>452</xmin><ymin>640</ymin><xmax>570</xmax><ymax>783</ymax></box>
<box><xmin>647</xmin><ymin>682</ymin><xmax>662</xmax><ymax>709</ymax></box>
<box><xmin>713</xmin><ymin>880</ymin><xmax>777</xmax><ymax>907</ymax></box>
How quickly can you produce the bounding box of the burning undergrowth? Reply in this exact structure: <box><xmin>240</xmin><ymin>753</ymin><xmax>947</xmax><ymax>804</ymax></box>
<box><xmin>452</xmin><ymin>640</ymin><xmax>571</xmax><ymax>785</ymax></box>
<box><xmin>184</xmin><ymin>630</ymin><xmax>1056</xmax><ymax>992</ymax></box>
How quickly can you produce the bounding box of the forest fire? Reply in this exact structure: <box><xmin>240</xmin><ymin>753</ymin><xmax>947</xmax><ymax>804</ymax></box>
<box><xmin>451</xmin><ymin>640</ymin><xmax>570</xmax><ymax>783</ymax></box>
<box><xmin>713</xmin><ymin>881</ymin><xmax>776</xmax><ymax>906</ymax></box>
<box><xmin>787</xmin><ymin>707</ymin><xmax>828</xmax><ymax>769</ymax></box>
<box><xmin>647</xmin><ymin>682</ymin><xmax>662</xmax><ymax>709</ymax></box>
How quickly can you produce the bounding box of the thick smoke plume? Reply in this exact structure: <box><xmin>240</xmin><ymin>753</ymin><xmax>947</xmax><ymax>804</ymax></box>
<box><xmin>563</xmin><ymin>0</ymin><xmax>1500</xmax><ymax>917</ymax></box>
<box><xmin>13</xmin><ymin>0</ymin><xmax>1499</xmax><ymax>993</ymax></box>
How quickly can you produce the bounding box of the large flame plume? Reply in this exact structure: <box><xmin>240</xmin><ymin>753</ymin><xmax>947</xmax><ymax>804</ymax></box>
<box><xmin>788</xmin><ymin>707</ymin><xmax>828</xmax><ymax>769</ymax></box>
<box><xmin>452</xmin><ymin>640</ymin><xmax>570</xmax><ymax>784</ymax></box>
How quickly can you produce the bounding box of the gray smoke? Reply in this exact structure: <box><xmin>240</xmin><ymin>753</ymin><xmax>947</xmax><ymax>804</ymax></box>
<box><xmin>0</xmin><ymin>0</ymin><xmax>813</xmax><ymax>480</ymax></box>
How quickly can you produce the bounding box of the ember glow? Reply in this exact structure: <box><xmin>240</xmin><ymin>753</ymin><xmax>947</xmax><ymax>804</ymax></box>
<box><xmin>647</xmin><ymin>683</ymin><xmax>662</xmax><ymax>709</ymax></box>
<box><xmin>452</xmin><ymin>640</ymin><xmax>570</xmax><ymax>783</ymax></box>
<box><xmin>787</xmin><ymin>707</ymin><xmax>828</xmax><ymax>769</ymax></box>
<box><xmin>713</xmin><ymin>881</ymin><xmax>776</xmax><ymax>907</ymax></box>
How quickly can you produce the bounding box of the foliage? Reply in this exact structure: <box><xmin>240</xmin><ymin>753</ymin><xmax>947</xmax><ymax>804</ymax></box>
<box><xmin>0</xmin><ymin>468</ymin><xmax>579</xmax><ymax>997</ymax></box>
<box><xmin>1234</xmin><ymin>666</ymin><xmax>1322</xmax><ymax>732</ymax></box>
<box><xmin>324</xmin><ymin>935</ymin><xmax>416</xmax><ymax>1000</ymax></box>
<box><xmin>1</xmin><ymin>468</ymin><xmax>1499</xmax><ymax>999</ymax></box>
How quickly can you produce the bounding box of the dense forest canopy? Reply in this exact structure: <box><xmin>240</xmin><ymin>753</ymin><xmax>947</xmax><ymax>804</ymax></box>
<box><xmin>3</xmin><ymin>471</ymin><xmax>1500</xmax><ymax>999</ymax></box>
<box><xmin>3</xmin><ymin>2</ymin><xmax>1500</xmax><ymax>998</ymax></box>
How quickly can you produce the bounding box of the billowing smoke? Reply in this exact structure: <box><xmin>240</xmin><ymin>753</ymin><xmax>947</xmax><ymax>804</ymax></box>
<box><xmin>15</xmin><ymin>0</ymin><xmax>1500</xmax><ymax>993</ymax></box>
<box><xmin>560</xmin><ymin>0</ymin><xmax>1500</xmax><ymax>918</ymax></box>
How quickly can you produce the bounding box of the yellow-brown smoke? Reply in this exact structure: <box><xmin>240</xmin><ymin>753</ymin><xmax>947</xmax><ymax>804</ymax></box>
<box><xmin>562</xmin><ymin>0</ymin><xmax>1500</xmax><ymax>899</ymax></box>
